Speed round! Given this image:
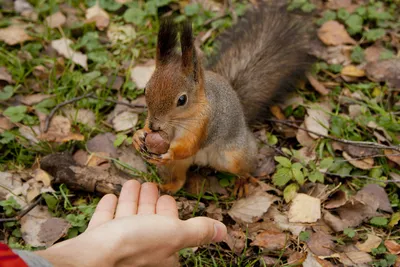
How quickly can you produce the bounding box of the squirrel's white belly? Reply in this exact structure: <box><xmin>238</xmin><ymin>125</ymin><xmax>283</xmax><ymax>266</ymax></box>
<box><xmin>192</xmin><ymin>145</ymin><xmax>232</xmax><ymax>172</ymax></box>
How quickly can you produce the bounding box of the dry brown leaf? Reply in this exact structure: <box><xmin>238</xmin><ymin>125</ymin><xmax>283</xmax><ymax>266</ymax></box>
<box><xmin>37</xmin><ymin>217</ymin><xmax>70</xmax><ymax>247</ymax></box>
<box><xmin>341</xmin><ymin>65</ymin><xmax>365</xmax><ymax>77</ymax></box>
<box><xmin>0</xmin><ymin>172</ymin><xmax>23</xmax><ymax>200</ymax></box>
<box><xmin>361</xmin><ymin>184</ymin><xmax>392</xmax><ymax>212</ymax></box>
<box><xmin>385</xmin><ymin>149</ymin><xmax>400</xmax><ymax>166</ymax></box>
<box><xmin>107</xmin><ymin>24</ymin><xmax>136</xmax><ymax>45</ymax></box>
<box><xmin>177</xmin><ymin>198</ymin><xmax>205</xmax><ymax>220</ymax></box>
<box><xmin>255</xmin><ymin>146</ymin><xmax>276</xmax><ymax>177</ymax></box>
<box><xmin>51</xmin><ymin>38</ymin><xmax>88</xmax><ymax>70</ymax></box>
<box><xmin>303</xmin><ymin>252</ymin><xmax>327</xmax><ymax>267</ymax></box>
<box><xmin>366</xmin><ymin>58</ymin><xmax>400</xmax><ymax>88</ymax></box>
<box><xmin>356</xmin><ymin>234</ymin><xmax>382</xmax><ymax>252</ymax></box>
<box><xmin>19</xmin><ymin>125</ymin><xmax>40</xmax><ymax>144</ymax></box>
<box><xmin>208</xmin><ymin>176</ymin><xmax>228</xmax><ymax>195</ymax></box>
<box><xmin>304</xmin><ymin>102</ymin><xmax>332</xmax><ymax>139</ymax></box>
<box><xmin>296</xmin><ymin>123</ymin><xmax>316</xmax><ymax>147</ymax></box>
<box><xmin>325</xmin><ymin>190</ymin><xmax>348</xmax><ymax>209</ymax></box>
<box><xmin>38</xmin><ymin>115</ymin><xmax>84</xmax><ymax>143</ymax></box>
<box><xmin>224</xmin><ymin>227</ymin><xmax>246</xmax><ymax>255</ymax></box>
<box><xmin>264</xmin><ymin>206</ymin><xmax>305</xmax><ymax>236</ymax></box>
<box><xmin>270</xmin><ymin>105</ymin><xmax>286</xmax><ymax>120</ymax></box>
<box><xmin>33</xmin><ymin>169</ymin><xmax>52</xmax><ymax>187</ymax></box>
<box><xmin>206</xmin><ymin>203</ymin><xmax>223</xmax><ymax>221</ymax></box>
<box><xmin>367</xmin><ymin>121</ymin><xmax>392</xmax><ymax>142</ymax></box>
<box><xmin>21</xmin><ymin>94</ymin><xmax>53</xmax><ymax>105</ymax></box>
<box><xmin>85</xmin><ymin>2</ymin><xmax>110</xmax><ymax>31</ymax></box>
<box><xmin>318</xmin><ymin>21</ymin><xmax>356</xmax><ymax>46</ymax></box>
<box><xmin>333</xmin><ymin>251</ymin><xmax>373</xmax><ymax>266</ymax></box>
<box><xmin>228</xmin><ymin>192</ymin><xmax>278</xmax><ymax>223</ymax></box>
<box><xmin>0</xmin><ymin>25</ymin><xmax>33</xmax><ymax>45</ymax></box>
<box><xmin>0</xmin><ymin>67</ymin><xmax>14</xmax><ymax>83</ymax></box>
<box><xmin>307</xmin><ymin>73</ymin><xmax>329</xmax><ymax>95</ymax></box>
<box><xmin>287</xmin><ymin>252</ymin><xmax>306</xmax><ymax>266</ymax></box>
<box><xmin>112</xmin><ymin>111</ymin><xmax>138</xmax><ymax>132</ymax></box>
<box><xmin>116</xmin><ymin>145</ymin><xmax>148</xmax><ymax>175</ymax></box>
<box><xmin>288</xmin><ymin>193</ymin><xmax>321</xmax><ymax>223</ymax></box>
<box><xmin>45</xmin><ymin>11</ymin><xmax>66</xmax><ymax>28</ymax></box>
<box><xmin>21</xmin><ymin>205</ymin><xmax>69</xmax><ymax>247</ymax></box>
<box><xmin>307</xmin><ymin>231</ymin><xmax>335</xmax><ymax>256</ymax></box>
<box><xmin>384</xmin><ymin>240</ymin><xmax>400</xmax><ymax>254</ymax></box>
<box><xmin>326</xmin><ymin>0</ymin><xmax>352</xmax><ymax>9</ymax></box>
<box><xmin>0</xmin><ymin>116</ymin><xmax>15</xmax><ymax>133</ymax></box>
<box><xmin>86</xmin><ymin>152</ymin><xmax>110</xmax><ymax>169</ymax></box>
<box><xmin>343</xmin><ymin>151</ymin><xmax>374</xmax><ymax>170</ymax></box>
<box><xmin>63</xmin><ymin>108</ymin><xmax>96</xmax><ymax>127</ymax></box>
<box><xmin>130</xmin><ymin>61</ymin><xmax>155</xmax><ymax>89</ymax></box>
<box><xmin>365</xmin><ymin>44</ymin><xmax>386</xmax><ymax>63</ymax></box>
<box><xmin>87</xmin><ymin>133</ymin><xmax>117</xmax><ymax>157</ymax></box>
<box><xmin>348</xmin><ymin>104</ymin><xmax>367</xmax><ymax>119</ymax></box>
<box><xmin>297</xmin><ymin>146</ymin><xmax>317</xmax><ymax>164</ymax></box>
<box><xmin>250</xmin><ymin>229</ymin><xmax>286</xmax><ymax>250</ymax></box>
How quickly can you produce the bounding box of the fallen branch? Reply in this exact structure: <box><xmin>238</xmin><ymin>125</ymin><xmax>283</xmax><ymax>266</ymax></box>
<box><xmin>267</xmin><ymin>119</ymin><xmax>400</xmax><ymax>152</ymax></box>
<box><xmin>88</xmin><ymin>95</ymin><xmax>147</xmax><ymax>109</ymax></box>
<box><xmin>44</xmin><ymin>93</ymin><xmax>94</xmax><ymax>132</ymax></box>
<box><xmin>325</xmin><ymin>172</ymin><xmax>400</xmax><ymax>184</ymax></box>
<box><xmin>0</xmin><ymin>196</ymin><xmax>43</xmax><ymax>223</ymax></box>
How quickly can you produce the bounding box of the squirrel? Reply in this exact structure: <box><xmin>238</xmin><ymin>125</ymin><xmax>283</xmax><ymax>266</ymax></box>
<box><xmin>133</xmin><ymin>3</ymin><xmax>314</xmax><ymax>196</ymax></box>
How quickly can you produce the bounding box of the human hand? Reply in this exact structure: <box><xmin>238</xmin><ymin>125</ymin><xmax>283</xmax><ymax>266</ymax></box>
<box><xmin>36</xmin><ymin>181</ymin><xmax>227</xmax><ymax>267</ymax></box>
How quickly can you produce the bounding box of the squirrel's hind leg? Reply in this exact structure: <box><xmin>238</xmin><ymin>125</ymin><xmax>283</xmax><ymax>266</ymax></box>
<box><xmin>232</xmin><ymin>174</ymin><xmax>259</xmax><ymax>198</ymax></box>
<box><xmin>158</xmin><ymin>158</ymin><xmax>193</xmax><ymax>194</ymax></box>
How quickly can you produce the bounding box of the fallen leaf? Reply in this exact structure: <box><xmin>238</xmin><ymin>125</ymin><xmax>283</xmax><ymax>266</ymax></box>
<box><xmin>38</xmin><ymin>115</ymin><xmax>84</xmax><ymax>143</ymax></box>
<box><xmin>0</xmin><ymin>172</ymin><xmax>23</xmax><ymax>200</ymax></box>
<box><xmin>326</xmin><ymin>0</ymin><xmax>352</xmax><ymax>10</ymax></box>
<box><xmin>360</xmin><ymin>184</ymin><xmax>392</xmax><ymax>213</ymax></box>
<box><xmin>264</xmin><ymin>206</ymin><xmax>305</xmax><ymax>236</ymax></box>
<box><xmin>115</xmin><ymin>145</ymin><xmax>148</xmax><ymax>175</ymax></box>
<box><xmin>85</xmin><ymin>2</ymin><xmax>110</xmax><ymax>30</ymax></box>
<box><xmin>302</xmin><ymin>252</ymin><xmax>324</xmax><ymax>267</ymax></box>
<box><xmin>288</xmin><ymin>193</ymin><xmax>321</xmax><ymax>223</ymax></box>
<box><xmin>343</xmin><ymin>151</ymin><xmax>374</xmax><ymax>170</ymax></box>
<box><xmin>206</xmin><ymin>203</ymin><xmax>223</xmax><ymax>221</ymax></box>
<box><xmin>207</xmin><ymin>176</ymin><xmax>228</xmax><ymax>195</ymax></box>
<box><xmin>73</xmin><ymin>149</ymin><xmax>89</xmax><ymax>166</ymax></box>
<box><xmin>304</xmin><ymin>103</ymin><xmax>331</xmax><ymax>139</ymax></box>
<box><xmin>367</xmin><ymin>121</ymin><xmax>392</xmax><ymax>142</ymax></box>
<box><xmin>287</xmin><ymin>252</ymin><xmax>306</xmax><ymax>266</ymax></box>
<box><xmin>87</xmin><ymin>133</ymin><xmax>117</xmax><ymax>157</ymax></box>
<box><xmin>19</xmin><ymin>125</ymin><xmax>40</xmax><ymax>144</ymax></box>
<box><xmin>366</xmin><ymin>58</ymin><xmax>400</xmax><ymax>88</ymax></box>
<box><xmin>255</xmin><ymin>147</ymin><xmax>276</xmax><ymax>177</ymax></box>
<box><xmin>51</xmin><ymin>38</ymin><xmax>88</xmax><ymax>70</ymax></box>
<box><xmin>384</xmin><ymin>240</ymin><xmax>400</xmax><ymax>255</ymax></box>
<box><xmin>33</xmin><ymin>169</ymin><xmax>52</xmax><ymax>187</ymax></box>
<box><xmin>307</xmin><ymin>231</ymin><xmax>335</xmax><ymax>256</ymax></box>
<box><xmin>348</xmin><ymin>105</ymin><xmax>366</xmax><ymax>119</ymax></box>
<box><xmin>341</xmin><ymin>65</ymin><xmax>365</xmax><ymax>77</ymax></box>
<box><xmin>250</xmin><ymin>229</ymin><xmax>286</xmax><ymax>250</ymax></box>
<box><xmin>385</xmin><ymin>149</ymin><xmax>400</xmax><ymax>166</ymax></box>
<box><xmin>112</xmin><ymin>111</ymin><xmax>138</xmax><ymax>132</ymax></box>
<box><xmin>37</xmin><ymin>217</ymin><xmax>70</xmax><ymax>247</ymax></box>
<box><xmin>176</xmin><ymin>198</ymin><xmax>205</xmax><ymax>220</ymax></box>
<box><xmin>14</xmin><ymin>0</ymin><xmax>34</xmax><ymax>14</ymax></box>
<box><xmin>333</xmin><ymin>251</ymin><xmax>373</xmax><ymax>266</ymax></box>
<box><xmin>45</xmin><ymin>11</ymin><xmax>66</xmax><ymax>28</ymax></box>
<box><xmin>0</xmin><ymin>116</ymin><xmax>15</xmax><ymax>133</ymax></box>
<box><xmin>21</xmin><ymin>94</ymin><xmax>53</xmax><ymax>105</ymax></box>
<box><xmin>0</xmin><ymin>25</ymin><xmax>33</xmax><ymax>45</ymax></box>
<box><xmin>270</xmin><ymin>105</ymin><xmax>286</xmax><ymax>120</ymax></box>
<box><xmin>86</xmin><ymin>152</ymin><xmax>110</xmax><ymax>169</ymax></box>
<box><xmin>130</xmin><ymin>61</ymin><xmax>155</xmax><ymax>89</ymax></box>
<box><xmin>296</xmin><ymin>123</ymin><xmax>316</xmax><ymax>148</ymax></box>
<box><xmin>356</xmin><ymin>234</ymin><xmax>382</xmax><ymax>252</ymax></box>
<box><xmin>0</xmin><ymin>67</ymin><xmax>14</xmax><ymax>84</ymax></box>
<box><xmin>365</xmin><ymin>44</ymin><xmax>387</xmax><ymax>63</ymax></box>
<box><xmin>318</xmin><ymin>21</ymin><xmax>356</xmax><ymax>46</ymax></box>
<box><xmin>224</xmin><ymin>226</ymin><xmax>247</xmax><ymax>255</ymax></box>
<box><xmin>307</xmin><ymin>73</ymin><xmax>329</xmax><ymax>95</ymax></box>
<box><xmin>325</xmin><ymin>190</ymin><xmax>348</xmax><ymax>209</ymax></box>
<box><xmin>228</xmin><ymin>192</ymin><xmax>278</xmax><ymax>223</ymax></box>
<box><xmin>107</xmin><ymin>24</ymin><xmax>136</xmax><ymax>45</ymax></box>
<box><xmin>62</xmin><ymin>108</ymin><xmax>96</xmax><ymax>127</ymax></box>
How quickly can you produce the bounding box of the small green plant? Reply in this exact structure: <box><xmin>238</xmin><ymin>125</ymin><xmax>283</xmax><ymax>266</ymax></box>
<box><xmin>0</xmin><ymin>197</ymin><xmax>21</xmax><ymax>217</ymax></box>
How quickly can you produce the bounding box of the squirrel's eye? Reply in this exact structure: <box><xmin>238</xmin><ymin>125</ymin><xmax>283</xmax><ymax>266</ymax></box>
<box><xmin>177</xmin><ymin>94</ymin><xmax>187</xmax><ymax>107</ymax></box>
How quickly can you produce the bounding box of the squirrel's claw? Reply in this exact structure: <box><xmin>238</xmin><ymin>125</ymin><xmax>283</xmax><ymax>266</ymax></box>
<box><xmin>144</xmin><ymin>150</ymin><xmax>174</xmax><ymax>165</ymax></box>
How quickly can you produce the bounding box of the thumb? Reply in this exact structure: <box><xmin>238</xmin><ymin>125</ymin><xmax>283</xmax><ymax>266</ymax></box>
<box><xmin>177</xmin><ymin>217</ymin><xmax>227</xmax><ymax>249</ymax></box>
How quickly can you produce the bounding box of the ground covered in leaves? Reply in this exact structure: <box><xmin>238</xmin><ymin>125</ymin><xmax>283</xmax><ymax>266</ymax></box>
<box><xmin>0</xmin><ymin>0</ymin><xmax>400</xmax><ymax>266</ymax></box>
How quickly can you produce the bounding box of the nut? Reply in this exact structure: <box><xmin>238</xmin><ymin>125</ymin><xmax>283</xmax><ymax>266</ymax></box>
<box><xmin>145</xmin><ymin>131</ymin><xmax>170</xmax><ymax>154</ymax></box>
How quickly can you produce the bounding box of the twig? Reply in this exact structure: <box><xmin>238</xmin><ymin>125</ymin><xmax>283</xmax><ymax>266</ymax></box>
<box><xmin>0</xmin><ymin>196</ymin><xmax>43</xmax><ymax>222</ymax></box>
<box><xmin>325</xmin><ymin>172</ymin><xmax>400</xmax><ymax>184</ymax></box>
<box><xmin>44</xmin><ymin>93</ymin><xmax>95</xmax><ymax>133</ymax></box>
<box><xmin>267</xmin><ymin>119</ymin><xmax>400</xmax><ymax>152</ymax></box>
<box><xmin>204</xmin><ymin>13</ymin><xmax>229</xmax><ymax>27</ymax></box>
<box><xmin>88</xmin><ymin>95</ymin><xmax>147</xmax><ymax>109</ymax></box>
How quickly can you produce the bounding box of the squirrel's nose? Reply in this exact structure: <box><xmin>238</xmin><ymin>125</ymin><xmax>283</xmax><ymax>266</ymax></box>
<box><xmin>149</xmin><ymin>121</ymin><xmax>161</xmax><ymax>131</ymax></box>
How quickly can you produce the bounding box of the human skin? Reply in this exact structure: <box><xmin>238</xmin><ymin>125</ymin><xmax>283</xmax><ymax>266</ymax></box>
<box><xmin>35</xmin><ymin>180</ymin><xmax>227</xmax><ymax>267</ymax></box>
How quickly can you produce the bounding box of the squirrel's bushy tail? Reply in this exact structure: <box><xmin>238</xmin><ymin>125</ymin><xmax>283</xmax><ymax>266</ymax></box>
<box><xmin>206</xmin><ymin>4</ymin><xmax>314</xmax><ymax>125</ymax></box>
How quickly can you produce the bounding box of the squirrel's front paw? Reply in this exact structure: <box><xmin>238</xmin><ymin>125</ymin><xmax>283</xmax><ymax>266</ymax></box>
<box><xmin>133</xmin><ymin>129</ymin><xmax>148</xmax><ymax>154</ymax></box>
<box><xmin>145</xmin><ymin>149</ymin><xmax>174</xmax><ymax>165</ymax></box>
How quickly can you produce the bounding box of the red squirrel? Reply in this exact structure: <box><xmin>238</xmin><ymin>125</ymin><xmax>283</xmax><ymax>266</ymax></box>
<box><xmin>133</xmin><ymin>3</ymin><xmax>313</xmax><ymax>196</ymax></box>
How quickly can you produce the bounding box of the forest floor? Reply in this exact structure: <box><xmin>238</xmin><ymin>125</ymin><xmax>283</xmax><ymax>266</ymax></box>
<box><xmin>0</xmin><ymin>0</ymin><xmax>400</xmax><ymax>266</ymax></box>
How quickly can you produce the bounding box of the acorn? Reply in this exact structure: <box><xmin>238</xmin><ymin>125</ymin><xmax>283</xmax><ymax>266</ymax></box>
<box><xmin>145</xmin><ymin>131</ymin><xmax>170</xmax><ymax>154</ymax></box>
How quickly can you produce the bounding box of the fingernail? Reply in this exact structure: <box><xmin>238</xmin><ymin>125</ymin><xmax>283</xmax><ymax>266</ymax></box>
<box><xmin>212</xmin><ymin>222</ymin><xmax>227</xmax><ymax>242</ymax></box>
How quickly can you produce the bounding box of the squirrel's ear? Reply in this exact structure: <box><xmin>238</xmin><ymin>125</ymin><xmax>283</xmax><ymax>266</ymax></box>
<box><xmin>156</xmin><ymin>18</ymin><xmax>178</xmax><ymax>66</ymax></box>
<box><xmin>180</xmin><ymin>21</ymin><xmax>201</xmax><ymax>83</ymax></box>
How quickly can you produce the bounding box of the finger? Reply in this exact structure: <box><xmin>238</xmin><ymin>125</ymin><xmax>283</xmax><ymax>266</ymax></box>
<box><xmin>164</xmin><ymin>253</ymin><xmax>180</xmax><ymax>267</ymax></box>
<box><xmin>177</xmin><ymin>217</ymin><xmax>227</xmax><ymax>249</ymax></box>
<box><xmin>115</xmin><ymin>180</ymin><xmax>141</xmax><ymax>218</ymax></box>
<box><xmin>156</xmin><ymin>195</ymin><xmax>178</xmax><ymax>218</ymax></box>
<box><xmin>87</xmin><ymin>194</ymin><xmax>118</xmax><ymax>231</ymax></box>
<box><xmin>137</xmin><ymin>182</ymin><xmax>159</xmax><ymax>215</ymax></box>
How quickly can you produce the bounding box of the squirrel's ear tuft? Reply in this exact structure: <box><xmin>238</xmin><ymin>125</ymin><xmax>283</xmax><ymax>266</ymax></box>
<box><xmin>180</xmin><ymin>20</ymin><xmax>200</xmax><ymax>82</ymax></box>
<box><xmin>156</xmin><ymin>18</ymin><xmax>178</xmax><ymax>65</ymax></box>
